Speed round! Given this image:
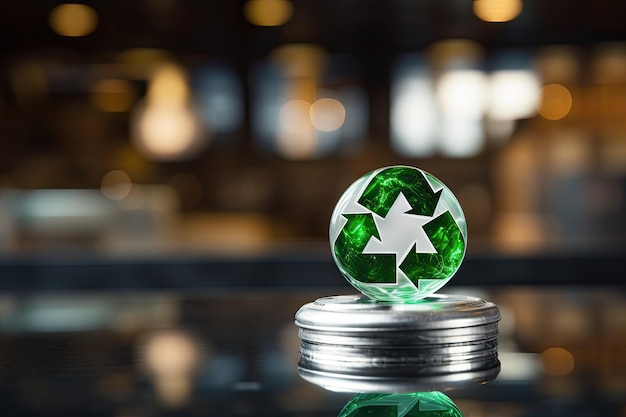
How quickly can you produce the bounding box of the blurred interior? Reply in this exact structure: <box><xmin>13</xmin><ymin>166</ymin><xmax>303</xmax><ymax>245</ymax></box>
<box><xmin>0</xmin><ymin>0</ymin><xmax>624</xmax><ymax>258</ymax></box>
<box><xmin>0</xmin><ymin>2</ymin><xmax>626</xmax><ymax>416</ymax></box>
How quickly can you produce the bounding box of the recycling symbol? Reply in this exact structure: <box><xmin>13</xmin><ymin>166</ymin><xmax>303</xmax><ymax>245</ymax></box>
<box><xmin>330</xmin><ymin>166</ymin><xmax>466</xmax><ymax>301</ymax></box>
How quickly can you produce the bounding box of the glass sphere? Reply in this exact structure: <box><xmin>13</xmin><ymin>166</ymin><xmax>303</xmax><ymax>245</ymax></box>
<box><xmin>329</xmin><ymin>166</ymin><xmax>467</xmax><ymax>302</ymax></box>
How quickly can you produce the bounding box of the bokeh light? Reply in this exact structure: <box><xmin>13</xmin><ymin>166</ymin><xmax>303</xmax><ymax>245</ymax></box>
<box><xmin>278</xmin><ymin>99</ymin><xmax>317</xmax><ymax>159</ymax></box>
<box><xmin>148</xmin><ymin>64</ymin><xmax>189</xmax><ymax>104</ymax></box>
<box><xmin>310</xmin><ymin>98</ymin><xmax>346</xmax><ymax>132</ymax></box>
<box><xmin>390</xmin><ymin>72</ymin><xmax>438</xmax><ymax>157</ymax></box>
<box><xmin>391</xmin><ymin>55</ymin><xmax>437</xmax><ymax>157</ymax></box>
<box><xmin>437</xmin><ymin>69</ymin><xmax>487</xmax><ymax>157</ymax></box>
<box><xmin>131</xmin><ymin>64</ymin><xmax>207</xmax><ymax>161</ymax></box>
<box><xmin>492</xmin><ymin>213</ymin><xmax>549</xmax><ymax>253</ymax></box>
<box><xmin>439</xmin><ymin>120</ymin><xmax>484</xmax><ymax>158</ymax></box>
<box><xmin>437</xmin><ymin>69</ymin><xmax>488</xmax><ymax>120</ymax></box>
<box><xmin>279</xmin><ymin>99</ymin><xmax>311</xmax><ymax>134</ymax></box>
<box><xmin>541</xmin><ymin>347</ymin><xmax>575</xmax><ymax>377</ymax></box>
<box><xmin>100</xmin><ymin>170</ymin><xmax>133</xmax><ymax>201</ymax></box>
<box><xmin>538</xmin><ymin>83</ymin><xmax>573</xmax><ymax>120</ymax></box>
<box><xmin>134</xmin><ymin>104</ymin><xmax>200</xmax><ymax>158</ymax></box>
<box><xmin>473</xmin><ymin>0</ymin><xmax>522</xmax><ymax>23</ymax></box>
<box><xmin>141</xmin><ymin>330</ymin><xmax>200</xmax><ymax>406</ymax></box>
<box><xmin>244</xmin><ymin>0</ymin><xmax>293</xmax><ymax>26</ymax></box>
<box><xmin>48</xmin><ymin>3</ymin><xmax>98</xmax><ymax>37</ymax></box>
<box><xmin>488</xmin><ymin>70</ymin><xmax>540</xmax><ymax>120</ymax></box>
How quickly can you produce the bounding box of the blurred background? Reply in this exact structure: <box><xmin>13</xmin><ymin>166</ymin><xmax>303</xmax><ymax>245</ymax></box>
<box><xmin>0</xmin><ymin>0</ymin><xmax>625</xmax><ymax>258</ymax></box>
<box><xmin>0</xmin><ymin>2</ymin><xmax>626</xmax><ymax>416</ymax></box>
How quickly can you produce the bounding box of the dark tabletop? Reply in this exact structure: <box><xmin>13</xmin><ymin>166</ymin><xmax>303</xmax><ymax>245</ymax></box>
<box><xmin>0</xmin><ymin>283</ymin><xmax>624</xmax><ymax>417</ymax></box>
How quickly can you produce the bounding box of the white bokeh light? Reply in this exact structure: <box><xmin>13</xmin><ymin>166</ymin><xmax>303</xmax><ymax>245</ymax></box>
<box><xmin>131</xmin><ymin>64</ymin><xmax>207</xmax><ymax>161</ymax></box>
<box><xmin>437</xmin><ymin>69</ymin><xmax>487</xmax><ymax>157</ymax></box>
<box><xmin>488</xmin><ymin>70</ymin><xmax>540</xmax><ymax>120</ymax></box>
<box><xmin>277</xmin><ymin>99</ymin><xmax>317</xmax><ymax>159</ymax></box>
<box><xmin>391</xmin><ymin>75</ymin><xmax>438</xmax><ymax>157</ymax></box>
<box><xmin>437</xmin><ymin>69</ymin><xmax>488</xmax><ymax>120</ymax></box>
<box><xmin>136</xmin><ymin>104</ymin><xmax>199</xmax><ymax>156</ymax></box>
<box><xmin>310</xmin><ymin>97</ymin><xmax>346</xmax><ymax>132</ymax></box>
<box><xmin>439</xmin><ymin>119</ymin><xmax>484</xmax><ymax>158</ymax></box>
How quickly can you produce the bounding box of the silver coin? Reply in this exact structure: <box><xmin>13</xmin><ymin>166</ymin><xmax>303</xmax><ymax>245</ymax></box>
<box><xmin>295</xmin><ymin>294</ymin><xmax>500</xmax><ymax>387</ymax></box>
<box><xmin>300</xmin><ymin>338</ymin><xmax>499</xmax><ymax>357</ymax></box>
<box><xmin>299</xmin><ymin>353</ymin><xmax>500</xmax><ymax>376</ymax></box>
<box><xmin>299</xmin><ymin>346</ymin><xmax>498</xmax><ymax>370</ymax></box>
<box><xmin>299</xmin><ymin>343</ymin><xmax>499</xmax><ymax>365</ymax></box>
<box><xmin>297</xmin><ymin>362</ymin><xmax>501</xmax><ymax>393</ymax></box>
<box><xmin>295</xmin><ymin>294</ymin><xmax>500</xmax><ymax>332</ymax></box>
<box><xmin>298</xmin><ymin>323</ymin><xmax>499</xmax><ymax>346</ymax></box>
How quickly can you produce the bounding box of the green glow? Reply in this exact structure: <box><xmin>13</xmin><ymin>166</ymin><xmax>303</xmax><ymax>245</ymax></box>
<box><xmin>358</xmin><ymin>167</ymin><xmax>442</xmax><ymax>217</ymax></box>
<box><xmin>400</xmin><ymin>211</ymin><xmax>465</xmax><ymax>284</ymax></box>
<box><xmin>330</xmin><ymin>166</ymin><xmax>467</xmax><ymax>302</ymax></box>
<box><xmin>334</xmin><ymin>213</ymin><xmax>396</xmax><ymax>284</ymax></box>
<box><xmin>338</xmin><ymin>392</ymin><xmax>463</xmax><ymax>417</ymax></box>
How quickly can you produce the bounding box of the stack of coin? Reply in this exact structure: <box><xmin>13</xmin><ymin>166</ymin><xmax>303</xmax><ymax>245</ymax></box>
<box><xmin>295</xmin><ymin>294</ymin><xmax>500</xmax><ymax>392</ymax></box>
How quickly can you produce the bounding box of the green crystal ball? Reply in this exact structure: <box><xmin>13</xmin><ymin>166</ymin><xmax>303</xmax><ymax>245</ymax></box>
<box><xmin>329</xmin><ymin>166</ymin><xmax>467</xmax><ymax>302</ymax></box>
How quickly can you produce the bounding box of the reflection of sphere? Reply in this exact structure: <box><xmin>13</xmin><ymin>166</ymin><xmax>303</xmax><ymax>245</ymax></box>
<box><xmin>339</xmin><ymin>392</ymin><xmax>463</xmax><ymax>417</ymax></box>
<box><xmin>131</xmin><ymin>101</ymin><xmax>207</xmax><ymax>162</ymax></box>
<box><xmin>329</xmin><ymin>166</ymin><xmax>466</xmax><ymax>302</ymax></box>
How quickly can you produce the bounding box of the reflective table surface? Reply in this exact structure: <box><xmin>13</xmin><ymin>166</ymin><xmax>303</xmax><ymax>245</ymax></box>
<box><xmin>0</xmin><ymin>285</ymin><xmax>625</xmax><ymax>416</ymax></box>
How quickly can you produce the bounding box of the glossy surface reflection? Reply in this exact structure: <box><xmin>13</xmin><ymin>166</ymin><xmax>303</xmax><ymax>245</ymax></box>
<box><xmin>339</xmin><ymin>392</ymin><xmax>463</xmax><ymax>417</ymax></box>
<box><xmin>0</xmin><ymin>288</ymin><xmax>624</xmax><ymax>416</ymax></box>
